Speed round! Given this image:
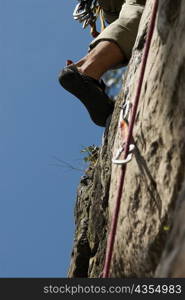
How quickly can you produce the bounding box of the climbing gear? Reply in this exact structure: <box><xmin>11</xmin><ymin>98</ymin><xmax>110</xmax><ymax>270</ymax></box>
<box><xmin>112</xmin><ymin>101</ymin><xmax>135</xmax><ymax>165</ymax></box>
<box><xmin>58</xmin><ymin>64</ymin><xmax>114</xmax><ymax>127</ymax></box>
<box><xmin>112</xmin><ymin>143</ymin><xmax>135</xmax><ymax>165</ymax></box>
<box><xmin>73</xmin><ymin>0</ymin><xmax>97</xmax><ymax>26</ymax></box>
<box><xmin>102</xmin><ymin>0</ymin><xmax>159</xmax><ymax>278</ymax></box>
<box><xmin>73</xmin><ymin>0</ymin><xmax>105</xmax><ymax>37</ymax></box>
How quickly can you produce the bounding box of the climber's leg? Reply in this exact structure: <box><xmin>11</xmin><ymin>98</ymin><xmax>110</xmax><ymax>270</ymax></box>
<box><xmin>89</xmin><ymin>1</ymin><xmax>145</xmax><ymax>64</ymax></box>
<box><xmin>74</xmin><ymin>40</ymin><xmax>124</xmax><ymax>80</ymax></box>
<box><xmin>58</xmin><ymin>1</ymin><xmax>145</xmax><ymax>127</ymax></box>
<box><xmin>60</xmin><ymin>1</ymin><xmax>145</xmax><ymax>83</ymax></box>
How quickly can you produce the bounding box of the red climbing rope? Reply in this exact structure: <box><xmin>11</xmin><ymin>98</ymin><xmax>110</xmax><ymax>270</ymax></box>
<box><xmin>102</xmin><ymin>0</ymin><xmax>159</xmax><ymax>278</ymax></box>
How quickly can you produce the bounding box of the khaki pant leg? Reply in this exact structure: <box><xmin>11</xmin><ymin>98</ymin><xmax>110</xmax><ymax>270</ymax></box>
<box><xmin>89</xmin><ymin>0</ymin><xmax>145</xmax><ymax>62</ymax></box>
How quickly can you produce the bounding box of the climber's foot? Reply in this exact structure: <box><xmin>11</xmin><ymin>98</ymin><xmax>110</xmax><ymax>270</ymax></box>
<box><xmin>58</xmin><ymin>64</ymin><xmax>114</xmax><ymax>127</ymax></box>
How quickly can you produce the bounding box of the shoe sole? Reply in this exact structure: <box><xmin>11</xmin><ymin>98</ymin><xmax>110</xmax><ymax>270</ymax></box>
<box><xmin>58</xmin><ymin>65</ymin><xmax>114</xmax><ymax>127</ymax></box>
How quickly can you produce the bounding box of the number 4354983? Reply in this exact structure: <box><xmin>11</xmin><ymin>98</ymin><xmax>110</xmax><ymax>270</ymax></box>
<box><xmin>134</xmin><ymin>284</ymin><xmax>182</xmax><ymax>294</ymax></box>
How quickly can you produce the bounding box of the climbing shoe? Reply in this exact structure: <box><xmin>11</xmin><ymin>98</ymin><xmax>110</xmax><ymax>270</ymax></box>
<box><xmin>58</xmin><ymin>64</ymin><xmax>114</xmax><ymax>127</ymax></box>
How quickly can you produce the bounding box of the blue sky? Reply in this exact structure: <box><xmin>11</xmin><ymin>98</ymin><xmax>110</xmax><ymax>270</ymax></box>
<box><xmin>0</xmin><ymin>0</ymin><xmax>103</xmax><ymax>277</ymax></box>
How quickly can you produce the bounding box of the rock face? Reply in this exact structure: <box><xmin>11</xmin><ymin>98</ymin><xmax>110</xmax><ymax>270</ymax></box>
<box><xmin>68</xmin><ymin>0</ymin><xmax>185</xmax><ymax>278</ymax></box>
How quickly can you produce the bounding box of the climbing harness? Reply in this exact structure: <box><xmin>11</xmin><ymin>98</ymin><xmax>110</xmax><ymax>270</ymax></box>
<box><xmin>112</xmin><ymin>101</ymin><xmax>135</xmax><ymax>165</ymax></box>
<box><xmin>73</xmin><ymin>0</ymin><xmax>105</xmax><ymax>37</ymax></box>
<box><xmin>102</xmin><ymin>0</ymin><xmax>159</xmax><ymax>278</ymax></box>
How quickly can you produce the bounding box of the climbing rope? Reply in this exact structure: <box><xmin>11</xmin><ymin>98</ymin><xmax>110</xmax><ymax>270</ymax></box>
<box><xmin>102</xmin><ymin>0</ymin><xmax>159</xmax><ymax>278</ymax></box>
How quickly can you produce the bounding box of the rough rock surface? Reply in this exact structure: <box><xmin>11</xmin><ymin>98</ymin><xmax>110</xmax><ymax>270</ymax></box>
<box><xmin>68</xmin><ymin>0</ymin><xmax>185</xmax><ymax>278</ymax></box>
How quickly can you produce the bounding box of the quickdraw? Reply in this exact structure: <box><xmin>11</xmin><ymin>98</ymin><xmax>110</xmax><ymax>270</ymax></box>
<box><xmin>73</xmin><ymin>0</ymin><xmax>105</xmax><ymax>37</ymax></box>
<box><xmin>112</xmin><ymin>101</ymin><xmax>135</xmax><ymax>165</ymax></box>
<box><xmin>73</xmin><ymin>0</ymin><xmax>97</xmax><ymax>27</ymax></box>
